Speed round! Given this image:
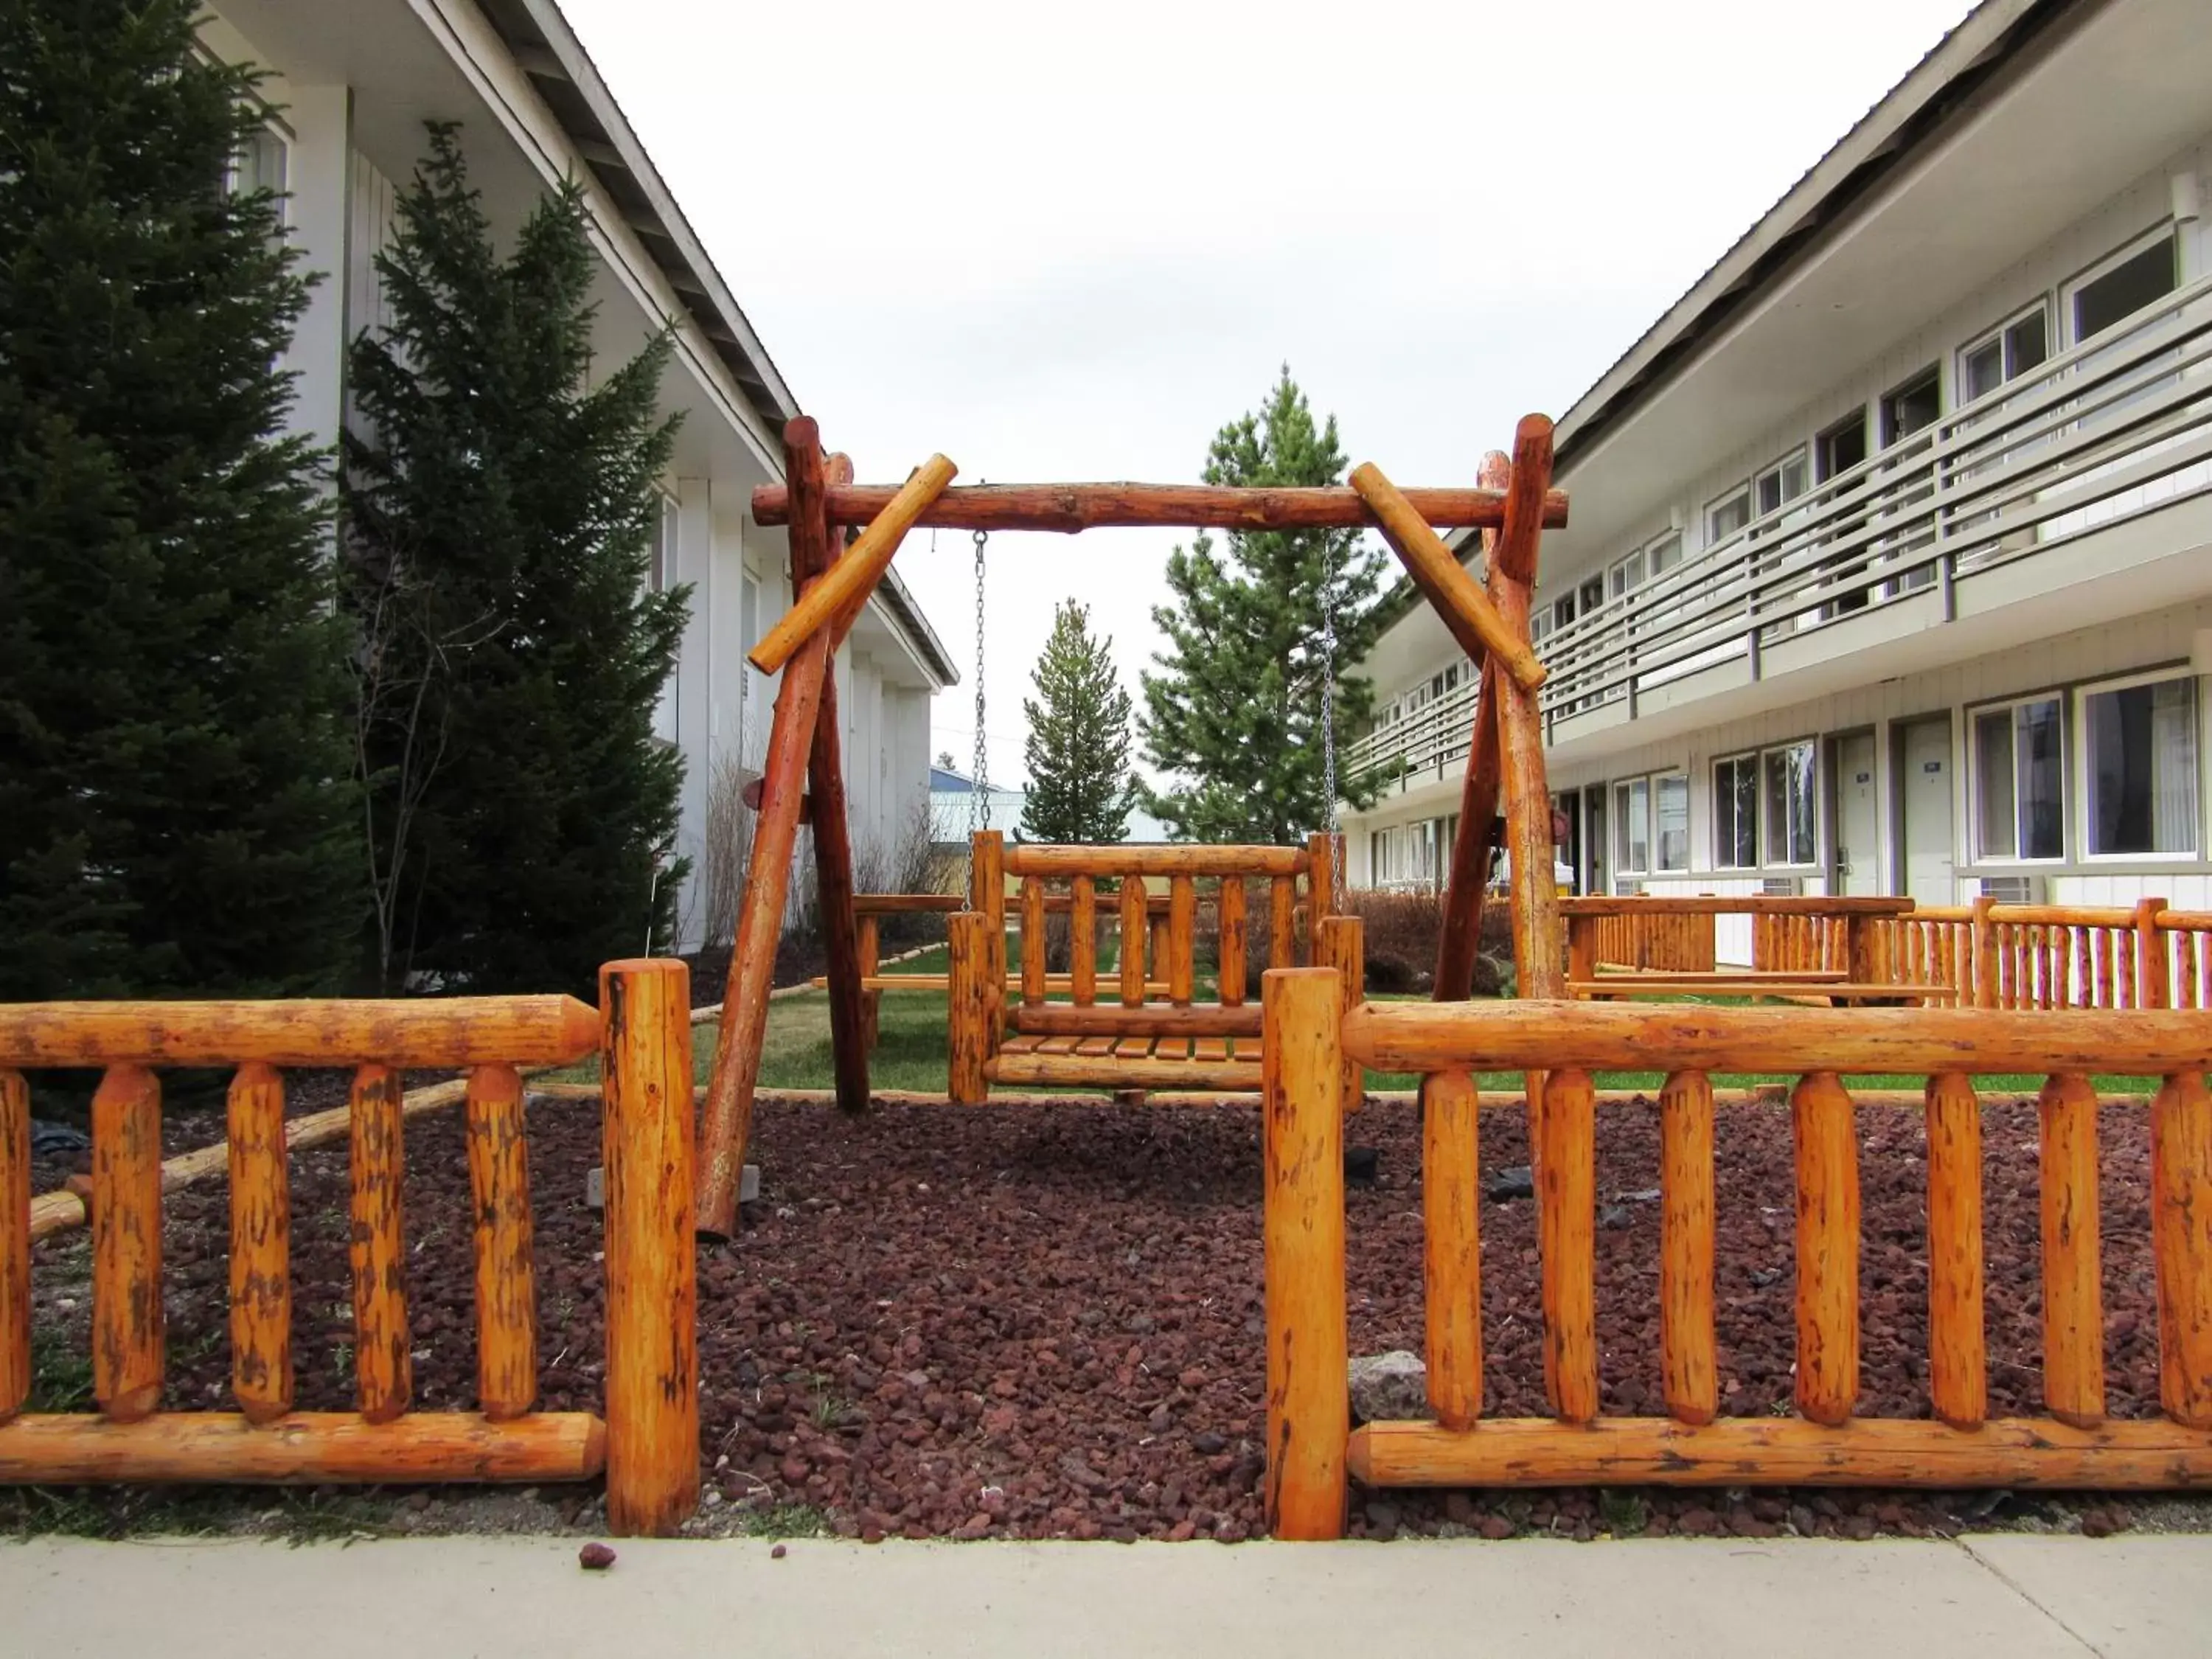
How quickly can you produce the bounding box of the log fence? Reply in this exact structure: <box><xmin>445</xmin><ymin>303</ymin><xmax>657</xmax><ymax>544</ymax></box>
<box><xmin>0</xmin><ymin>963</ymin><xmax>700</xmax><ymax>1535</ymax></box>
<box><xmin>1261</xmin><ymin>982</ymin><xmax>2212</xmax><ymax>1537</ymax></box>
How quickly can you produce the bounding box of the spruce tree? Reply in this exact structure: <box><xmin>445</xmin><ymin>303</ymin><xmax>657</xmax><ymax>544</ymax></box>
<box><xmin>1139</xmin><ymin>369</ymin><xmax>1385</xmax><ymax>844</ymax></box>
<box><xmin>344</xmin><ymin>123</ymin><xmax>687</xmax><ymax>995</ymax></box>
<box><xmin>0</xmin><ymin>0</ymin><xmax>361</xmax><ymax>1000</ymax></box>
<box><xmin>1020</xmin><ymin>601</ymin><xmax>1136</xmax><ymax>844</ymax></box>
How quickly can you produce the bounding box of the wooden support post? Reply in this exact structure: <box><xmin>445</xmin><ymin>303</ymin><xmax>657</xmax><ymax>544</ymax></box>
<box><xmin>1269</xmin><ymin>876</ymin><xmax>1296</xmax><ymax>970</ymax></box>
<box><xmin>1149</xmin><ymin>914</ymin><xmax>1172</xmax><ymax>985</ymax></box>
<box><xmin>466</xmin><ymin>1062</ymin><xmax>536</xmax><ymax>1422</ymax></box>
<box><xmin>1217</xmin><ymin>878</ymin><xmax>1248</xmax><ymax>1007</ymax></box>
<box><xmin>804</xmin><ymin>445</ymin><xmax>872</xmax><ymax>1119</ymax></box>
<box><xmin>1539</xmin><ymin>1068</ymin><xmax>1598</xmax><ymax>1424</ymax></box>
<box><xmin>1261</xmin><ymin>967</ymin><xmax>1348</xmax><ymax>1541</ymax></box>
<box><xmin>974</xmin><ymin>830</ymin><xmax>1007</xmax><ymax>1043</ymax></box>
<box><xmin>1318</xmin><ymin>915</ymin><xmax>1365</xmax><ymax>1111</ymax></box>
<box><xmin>1566</xmin><ymin>911</ymin><xmax>1598</xmax><ymax>987</ymax></box>
<box><xmin>1020</xmin><ymin>875</ymin><xmax>1047</xmax><ymax>1006</ymax></box>
<box><xmin>947</xmin><ymin>912</ymin><xmax>993</xmax><ymax>1105</ymax></box>
<box><xmin>698</xmin><ymin>611</ymin><xmax>832</xmax><ymax>1235</ymax></box>
<box><xmin>2137</xmin><ymin>898</ymin><xmax>2171</xmax><ymax>1009</ymax></box>
<box><xmin>91</xmin><ymin>1065</ymin><xmax>163</xmax><ymax>1425</ymax></box>
<box><xmin>1435</xmin><ymin>668</ymin><xmax>1503</xmax><ymax>1001</ymax></box>
<box><xmin>349</xmin><ymin>1062</ymin><xmax>410</xmax><ymax>1425</ymax></box>
<box><xmin>1971</xmin><ymin>894</ymin><xmax>2000</xmax><ymax>1009</ymax></box>
<box><xmin>748</xmin><ymin>453</ymin><xmax>957</xmax><ymax>675</ymax></box>
<box><xmin>1119</xmin><ymin>875</ymin><xmax>1147</xmax><ymax>1007</ymax></box>
<box><xmin>1792</xmin><ymin>1071</ymin><xmax>1859</xmax><ymax>1427</ymax></box>
<box><xmin>227</xmin><ymin>1062</ymin><xmax>291</xmax><ymax>1425</ymax></box>
<box><xmin>1925</xmin><ymin>1070</ymin><xmax>1987</xmax><ymax>1430</ymax></box>
<box><xmin>1071</xmin><ymin>877</ymin><xmax>1097</xmax><ymax>1006</ymax></box>
<box><xmin>1659</xmin><ymin>1070</ymin><xmax>1717</xmax><ymax>1425</ymax></box>
<box><xmin>1169</xmin><ymin>874</ymin><xmax>1197</xmax><ymax>1006</ymax></box>
<box><xmin>1844</xmin><ymin>913</ymin><xmax>1880</xmax><ymax>986</ymax></box>
<box><xmin>2152</xmin><ymin>1070</ymin><xmax>2212</xmax><ymax>1427</ymax></box>
<box><xmin>1349</xmin><ymin>462</ymin><xmax>1548</xmax><ymax>689</ymax></box>
<box><xmin>1</xmin><ymin>1070</ymin><xmax>29</xmax><ymax>1425</ymax></box>
<box><xmin>858</xmin><ymin>916</ymin><xmax>882</xmax><ymax>1048</ymax></box>
<box><xmin>1423</xmin><ymin>1071</ymin><xmax>1482</xmax><ymax>1430</ymax></box>
<box><xmin>1306</xmin><ymin>832</ymin><xmax>1337</xmax><ymax>925</ymax></box>
<box><xmin>2039</xmin><ymin>1071</ymin><xmax>2104</xmax><ymax>1426</ymax></box>
<box><xmin>600</xmin><ymin>958</ymin><xmax>699</xmax><ymax>1537</ymax></box>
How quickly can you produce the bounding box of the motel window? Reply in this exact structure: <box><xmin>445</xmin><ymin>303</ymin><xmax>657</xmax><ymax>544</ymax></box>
<box><xmin>1610</xmin><ymin>772</ymin><xmax>1688</xmax><ymax>878</ymax></box>
<box><xmin>1959</xmin><ymin>304</ymin><xmax>2051</xmax><ymax>404</ymax></box>
<box><xmin>649</xmin><ymin>493</ymin><xmax>678</xmax><ymax>594</ymax></box>
<box><xmin>1762</xmin><ymin>741</ymin><xmax>1818</xmax><ymax>867</ymax></box>
<box><xmin>1971</xmin><ymin>694</ymin><xmax>2065</xmax><ymax>861</ymax></box>
<box><xmin>1655</xmin><ymin>775</ymin><xmax>1689</xmax><ymax>872</ymax></box>
<box><xmin>1647</xmin><ymin>532</ymin><xmax>1683</xmax><ymax>579</ymax></box>
<box><xmin>2069</xmin><ymin>229</ymin><xmax>2179</xmax><ymax>344</ymax></box>
<box><xmin>1754</xmin><ymin>450</ymin><xmax>1809</xmax><ymax>521</ymax></box>
<box><xmin>1714</xmin><ymin>754</ymin><xmax>1759</xmax><ymax>869</ymax></box>
<box><xmin>2081</xmin><ymin>673</ymin><xmax>2199</xmax><ymax>858</ymax></box>
<box><xmin>1706</xmin><ymin>485</ymin><xmax>1752</xmax><ymax>545</ymax></box>
<box><xmin>1816</xmin><ymin>410</ymin><xmax>1868</xmax><ymax>483</ymax></box>
<box><xmin>1880</xmin><ymin>368</ymin><xmax>1941</xmax><ymax>447</ymax></box>
<box><xmin>1614</xmin><ymin>778</ymin><xmax>1649</xmax><ymax>876</ymax></box>
<box><xmin>1609</xmin><ymin>546</ymin><xmax>1646</xmax><ymax>601</ymax></box>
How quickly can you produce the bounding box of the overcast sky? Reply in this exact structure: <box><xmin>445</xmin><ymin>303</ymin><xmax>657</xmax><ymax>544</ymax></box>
<box><xmin>563</xmin><ymin>0</ymin><xmax>1978</xmax><ymax>789</ymax></box>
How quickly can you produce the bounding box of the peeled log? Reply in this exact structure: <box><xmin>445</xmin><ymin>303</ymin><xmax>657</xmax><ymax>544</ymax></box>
<box><xmin>0</xmin><ymin>1411</ymin><xmax>604</xmax><ymax>1484</ymax></box>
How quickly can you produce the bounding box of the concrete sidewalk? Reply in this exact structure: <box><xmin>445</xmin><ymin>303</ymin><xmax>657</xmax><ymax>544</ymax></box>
<box><xmin>4</xmin><ymin>1532</ymin><xmax>2207</xmax><ymax>1658</ymax></box>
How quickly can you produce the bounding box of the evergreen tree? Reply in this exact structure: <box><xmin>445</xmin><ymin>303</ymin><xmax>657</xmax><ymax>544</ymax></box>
<box><xmin>344</xmin><ymin>124</ymin><xmax>687</xmax><ymax>995</ymax></box>
<box><xmin>1020</xmin><ymin>601</ymin><xmax>1136</xmax><ymax>844</ymax></box>
<box><xmin>0</xmin><ymin>0</ymin><xmax>361</xmax><ymax>1000</ymax></box>
<box><xmin>1139</xmin><ymin>369</ymin><xmax>1385</xmax><ymax>844</ymax></box>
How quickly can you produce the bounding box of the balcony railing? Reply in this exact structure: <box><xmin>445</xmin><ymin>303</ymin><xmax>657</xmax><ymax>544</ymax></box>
<box><xmin>1346</xmin><ymin>273</ymin><xmax>2212</xmax><ymax>790</ymax></box>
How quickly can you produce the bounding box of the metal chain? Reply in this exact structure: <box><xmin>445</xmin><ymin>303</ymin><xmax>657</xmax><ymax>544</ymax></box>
<box><xmin>970</xmin><ymin>528</ymin><xmax>990</xmax><ymax>833</ymax></box>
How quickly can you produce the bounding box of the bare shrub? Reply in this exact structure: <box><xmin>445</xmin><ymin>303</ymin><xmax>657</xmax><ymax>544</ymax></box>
<box><xmin>692</xmin><ymin>753</ymin><xmax>754</xmax><ymax>950</ymax></box>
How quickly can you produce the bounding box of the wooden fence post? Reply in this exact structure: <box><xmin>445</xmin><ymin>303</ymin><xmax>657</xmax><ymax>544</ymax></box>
<box><xmin>1971</xmin><ymin>894</ymin><xmax>2000</xmax><ymax>1009</ymax></box>
<box><xmin>1262</xmin><ymin>967</ymin><xmax>1348</xmax><ymax>1540</ymax></box>
<box><xmin>1792</xmin><ymin>1071</ymin><xmax>1859</xmax><ymax>1427</ymax></box>
<box><xmin>227</xmin><ymin>1062</ymin><xmax>292</xmax><ymax>1425</ymax></box>
<box><xmin>1659</xmin><ymin>1070</ymin><xmax>1717</xmax><ymax>1425</ymax></box>
<box><xmin>92</xmin><ymin>1065</ymin><xmax>164</xmax><ymax>1424</ymax></box>
<box><xmin>601</xmin><ymin>958</ymin><xmax>699</xmax><ymax>1537</ymax></box>
<box><xmin>1540</xmin><ymin>1068</ymin><xmax>1599</xmax><ymax>1424</ymax></box>
<box><xmin>1423</xmin><ymin>1071</ymin><xmax>1482</xmax><ymax>1430</ymax></box>
<box><xmin>947</xmin><ymin>912</ymin><xmax>993</xmax><ymax>1105</ymax></box>
<box><xmin>1566</xmin><ymin>913</ymin><xmax>1597</xmax><ymax>986</ymax></box>
<box><xmin>1317</xmin><ymin>915</ymin><xmax>1366</xmax><ymax>1110</ymax></box>
<box><xmin>466</xmin><ymin>1062</ymin><xmax>536</xmax><ymax>1422</ymax></box>
<box><xmin>349</xmin><ymin>1062</ymin><xmax>410</xmax><ymax>1425</ymax></box>
<box><xmin>2039</xmin><ymin>1071</ymin><xmax>2104</xmax><ymax>1426</ymax></box>
<box><xmin>2138</xmin><ymin>898</ymin><xmax>2171</xmax><ymax>1009</ymax></box>
<box><xmin>1</xmin><ymin>1069</ymin><xmax>29</xmax><ymax>1425</ymax></box>
<box><xmin>2152</xmin><ymin>1070</ymin><xmax>2212</xmax><ymax>1427</ymax></box>
<box><xmin>1924</xmin><ymin>1070</ymin><xmax>1986</xmax><ymax>1430</ymax></box>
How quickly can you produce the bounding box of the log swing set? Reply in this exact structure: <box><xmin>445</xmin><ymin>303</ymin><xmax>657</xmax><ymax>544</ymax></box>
<box><xmin>695</xmin><ymin>413</ymin><xmax>1572</xmax><ymax>1241</ymax></box>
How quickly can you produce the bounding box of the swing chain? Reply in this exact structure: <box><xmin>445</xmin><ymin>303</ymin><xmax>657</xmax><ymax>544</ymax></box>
<box><xmin>970</xmin><ymin>528</ymin><xmax>990</xmax><ymax>833</ymax></box>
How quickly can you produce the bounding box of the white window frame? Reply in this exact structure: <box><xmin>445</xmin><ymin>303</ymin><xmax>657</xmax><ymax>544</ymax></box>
<box><xmin>1753</xmin><ymin>448</ymin><xmax>1810</xmax><ymax>524</ymax></box>
<box><xmin>2073</xmin><ymin>667</ymin><xmax>2203</xmax><ymax>863</ymax></box>
<box><xmin>1607</xmin><ymin>770</ymin><xmax>1690</xmax><ymax>881</ymax></box>
<box><xmin>1713</xmin><ymin>752</ymin><xmax>1760</xmax><ymax>870</ymax></box>
<box><xmin>1761</xmin><ymin>739</ymin><xmax>1820</xmax><ymax>869</ymax></box>
<box><xmin>1967</xmin><ymin>689</ymin><xmax>2067</xmax><ymax>866</ymax></box>
<box><xmin>2063</xmin><ymin>225</ymin><xmax>2181</xmax><ymax>349</ymax></box>
<box><xmin>1956</xmin><ymin>299</ymin><xmax>2053</xmax><ymax>409</ymax></box>
<box><xmin>1705</xmin><ymin>483</ymin><xmax>1752</xmax><ymax>547</ymax></box>
<box><xmin>1645</xmin><ymin>529</ymin><xmax>1684</xmax><ymax>582</ymax></box>
<box><xmin>1613</xmin><ymin>776</ymin><xmax>1652</xmax><ymax>880</ymax></box>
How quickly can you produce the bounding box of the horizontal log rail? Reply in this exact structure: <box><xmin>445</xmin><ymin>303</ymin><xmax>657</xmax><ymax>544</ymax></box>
<box><xmin>0</xmin><ymin>997</ymin><xmax>601</xmax><ymax>1070</ymax></box>
<box><xmin>1558</xmin><ymin>896</ymin><xmax>1913</xmax><ymax>917</ymax></box>
<box><xmin>1262</xmin><ymin>974</ymin><xmax>2212</xmax><ymax>1537</ymax></box>
<box><xmin>1002</xmin><ymin>844</ymin><xmax>1309</xmax><ymax>877</ymax></box>
<box><xmin>751</xmin><ymin>481</ymin><xmax>1570</xmax><ymax>534</ymax></box>
<box><xmin>0</xmin><ymin>964</ymin><xmax>698</xmax><ymax>1537</ymax></box>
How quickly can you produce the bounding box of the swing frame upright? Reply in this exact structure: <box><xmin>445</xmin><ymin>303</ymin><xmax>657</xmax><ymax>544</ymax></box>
<box><xmin>694</xmin><ymin>414</ymin><xmax>1569</xmax><ymax>1239</ymax></box>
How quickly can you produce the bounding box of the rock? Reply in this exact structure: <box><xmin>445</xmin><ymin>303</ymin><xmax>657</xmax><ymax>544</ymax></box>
<box><xmin>2080</xmin><ymin>1508</ymin><xmax>2118</xmax><ymax>1538</ymax></box>
<box><xmin>1598</xmin><ymin>1204</ymin><xmax>1632</xmax><ymax>1231</ymax></box>
<box><xmin>1190</xmin><ymin>1430</ymin><xmax>1226</xmax><ymax>1455</ymax></box>
<box><xmin>1484</xmin><ymin>1165</ymin><xmax>1536</xmax><ymax>1203</ymax></box>
<box><xmin>29</xmin><ymin>1120</ymin><xmax>90</xmax><ymax>1156</ymax></box>
<box><xmin>1344</xmin><ymin>1147</ymin><xmax>1380</xmax><ymax>1186</ymax></box>
<box><xmin>1348</xmin><ymin>1351</ymin><xmax>1427</xmax><ymax>1425</ymax></box>
<box><xmin>578</xmin><ymin>1542</ymin><xmax>616</xmax><ymax>1571</ymax></box>
<box><xmin>771</xmin><ymin>1543</ymin><xmax>787</xmax><ymax>1559</ymax></box>
<box><xmin>1617</xmin><ymin>1187</ymin><xmax>1660</xmax><ymax>1203</ymax></box>
<box><xmin>1676</xmin><ymin>1506</ymin><xmax>1719</xmax><ymax>1536</ymax></box>
<box><xmin>1748</xmin><ymin>1267</ymin><xmax>1784</xmax><ymax>1288</ymax></box>
<box><xmin>1478</xmin><ymin>1514</ymin><xmax>1514</xmax><ymax>1541</ymax></box>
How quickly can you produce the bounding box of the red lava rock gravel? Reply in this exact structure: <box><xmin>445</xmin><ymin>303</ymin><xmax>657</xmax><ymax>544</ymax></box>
<box><xmin>48</xmin><ymin>1091</ymin><xmax>2173</xmax><ymax>1541</ymax></box>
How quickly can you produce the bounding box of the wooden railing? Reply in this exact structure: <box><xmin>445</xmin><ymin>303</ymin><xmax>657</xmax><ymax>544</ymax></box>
<box><xmin>1258</xmin><ymin>973</ymin><xmax>2212</xmax><ymax>1539</ymax></box>
<box><xmin>0</xmin><ymin>961</ymin><xmax>699</xmax><ymax>1536</ymax></box>
<box><xmin>950</xmin><ymin>831</ymin><xmax>1351</xmax><ymax>1097</ymax></box>
<box><xmin>1562</xmin><ymin>896</ymin><xmax>1913</xmax><ymax>981</ymax></box>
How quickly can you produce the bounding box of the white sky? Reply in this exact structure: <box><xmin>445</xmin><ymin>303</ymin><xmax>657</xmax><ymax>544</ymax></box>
<box><xmin>562</xmin><ymin>0</ymin><xmax>1978</xmax><ymax>788</ymax></box>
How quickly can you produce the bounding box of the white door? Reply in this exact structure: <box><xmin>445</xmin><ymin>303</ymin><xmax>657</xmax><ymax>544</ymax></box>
<box><xmin>1834</xmin><ymin>733</ymin><xmax>1880</xmax><ymax>895</ymax></box>
<box><xmin>1901</xmin><ymin>718</ymin><xmax>1955</xmax><ymax>905</ymax></box>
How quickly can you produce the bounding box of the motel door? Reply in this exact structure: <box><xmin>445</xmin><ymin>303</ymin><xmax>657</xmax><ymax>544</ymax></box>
<box><xmin>1833</xmin><ymin>732</ymin><xmax>1880</xmax><ymax>896</ymax></box>
<box><xmin>1899</xmin><ymin>717</ymin><xmax>1956</xmax><ymax>905</ymax></box>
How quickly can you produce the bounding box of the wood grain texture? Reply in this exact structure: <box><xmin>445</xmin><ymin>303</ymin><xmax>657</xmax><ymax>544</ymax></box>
<box><xmin>1319</xmin><ymin>916</ymin><xmax>1365</xmax><ymax>1111</ymax></box>
<box><xmin>1261</xmin><ymin>969</ymin><xmax>1348</xmax><ymax>1541</ymax></box>
<box><xmin>1346</xmin><ymin>1416</ymin><xmax>2212</xmax><ymax>1489</ymax></box>
<box><xmin>599</xmin><ymin>959</ymin><xmax>699</xmax><ymax>1537</ymax></box>
<box><xmin>226</xmin><ymin>1062</ymin><xmax>291</xmax><ymax>1425</ymax></box>
<box><xmin>2039</xmin><ymin>1071</ymin><xmax>2105</xmax><ymax>1426</ymax></box>
<box><xmin>1659</xmin><ymin>1071</ymin><xmax>1717</xmax><ymax>1425</ymax></box>
<box><xmin>1539</xmin><ymin>1069</ymin><xmax>1598</xmax><ymax>1423</ymax></box>
<box><xmin>1270</xmin><ymin>877</ymin><xmax>1296</xmax><ymax>971</ymax></box>
<box><xmin>91</xmin><ymin>1065</ymin><xmax>163</xmax><ymax>1425</ymax></box>
<box><xmin>348</xmin><ymin>1064</ymin><xmax>410</xmax><ymax>1425</ymax></box>
<box><xmin>947</xmin><ymin>913</ymin><xmax>993</xmax><ymax>1105</ymax></box>
<box><xmin>2152</xmin><ymin>1071</ymin><xmax>2212</xmax><ymax>1427</ymax></box>
<box><xmin>0</xmin><ymin>1411</ymin><xmax>604</xmax><ymax>1484</ymax></box>
<box><xmin>1434</xmin><ymin>660</ymin><xmax>1502</xmax><ymax>1001</ymax></box>
<box><xmin>465</xmin><ymin>1064</ymin><xmax>535</xmax><ymax>1422</ymax></box>
<box><xmin>1217</xmin><ymin>878</ymin><xmax>1247</xmax><ymax>1007</ymax></box>
<box><xmin>1071</xmin><ymin>877</ymin><xmax>1097</xmax><ymax>1006</ymax></box>
<box><xmin>1169</xmin><ymin>875</ymin><xmax>1197</xmax><ymax>1007</ymax></box>
<box><xmin>1120</xmin><ymin>874</ymin><xmax>1149</xmax><ymax>1007</ymax></box>
<box><xmin>988</xmin><ymin>1054</ymin><xmax>1261</xmax><ymax>1091</ymax></box>
<box><xmin>1011</xmin><ymin>1004</ymin><xmax>1261</xmax><ymax>1037</ymax></box>
<box><xmin>1792</xmin><ymin>1072</ymin><xmax>1859</xmax><ymax>1427</ymax></box>
<box><xmin>1020</xmin><ymin>877</ymin><xmax>1047</xmax><ymax>1007</ymax></box>
<box><xmin>0</xmin><ymin>998</ymin><xmax>599</xmax><ymax>1071</ymax></box>
<box><xmin>1924</xmin><ymin>1071</ymin><xmax>1987</xmax><ymax>1430</ymax></box>
<box><xmin>1004</xmin><ymin>844</ymin><xmax>1308</xmax><ymax>878</ymax></box>
<box><xmin>751</xmin><ymin>479</ymin><xmax>1570</xmax><ymax>533</ymax></box>
<box><xmin>1423</xmin><ymin>1071</ymin><xmax>1481</xmax><ymax>1430</ymax></box>
<box><xmin>1351</xmin><ymin>462</ymin><xmax>1547</xmax><ymax>688</ymax></box>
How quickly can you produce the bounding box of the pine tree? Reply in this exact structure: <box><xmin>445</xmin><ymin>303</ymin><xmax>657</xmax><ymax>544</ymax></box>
<box><xmin>1020</xmin><ymin>601</ymin><xmax>1136</xmax><ymax>844</ymax></box>
<box><xmin>0</xmin><ymin>0</ymin><xmax>362</xmax><ymax>1000</ymax></box>
<box><xmin>1139</xmin><ymin>369</ymin><xmax>1385</xmax><ymax>844</ymax></box>
<box><xmin>344</xmin><ymin>124</ymin><xmax>687</xmax><ymax>995</ymax></box>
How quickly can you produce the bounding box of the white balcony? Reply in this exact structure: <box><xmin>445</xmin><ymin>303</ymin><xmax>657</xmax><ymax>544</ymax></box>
<box><xmin>1347</xmin><ymin>273</ymin><xmax>2212</xmax><ymax>790</ymax></box>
